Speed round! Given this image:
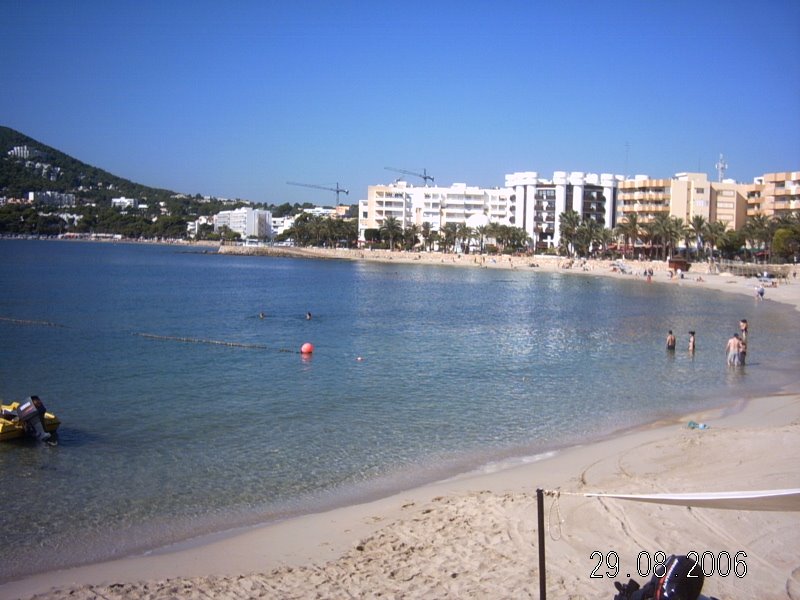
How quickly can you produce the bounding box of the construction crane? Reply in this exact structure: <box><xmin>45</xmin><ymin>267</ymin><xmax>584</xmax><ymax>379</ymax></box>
<box><xmin>287</xmin><ymin>181</ymin><xmax>349</xmax><ymax>204</ymax></box>
<box><xmin>384</xmin><ymin>167</ymin><xmax>434</xmax><ymax>185</ymax></box>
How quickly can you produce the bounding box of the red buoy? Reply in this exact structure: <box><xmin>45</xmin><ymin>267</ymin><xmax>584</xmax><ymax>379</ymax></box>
<box><xmin>300</xmin><ymin>342</ymin><xmax>314</xmax><ymax>354</ymax></box>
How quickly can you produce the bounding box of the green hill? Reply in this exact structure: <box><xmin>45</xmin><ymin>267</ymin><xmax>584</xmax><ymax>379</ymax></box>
<box><xmin>0</xmin><ymin>126</ymin><xmax>178</xmax><ymax>203</ymax></box>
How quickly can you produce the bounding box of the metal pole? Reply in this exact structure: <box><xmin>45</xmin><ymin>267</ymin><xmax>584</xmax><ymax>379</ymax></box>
<box><xmin>537</xmin><ymin>488</ymin><xmax>546</xmax><ymax>600</ymax></box>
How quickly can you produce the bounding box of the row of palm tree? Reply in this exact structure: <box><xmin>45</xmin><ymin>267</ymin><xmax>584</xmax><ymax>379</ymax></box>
<box><xmin>605</xmin><ymin>213</ymin><xmax>729</xmax><ymax>260</ymax></box>
<box><xmin>610</xmin><ymin>211</ymin><xmax>800</xmax><ymax>261</ymax></box>
<box><xmin>281</xmin><ymin>208</ymin><xmax>799</xmax><ymax>262</ymax></box>
<box><xmin>278</xmin><ymin>213</ymin><xmax>357</xmax><ymax>247</ymax></box>
<box><xmin>375</xmin><ymin>217</ymin><xmax>532</xmax><ymax>254</ymax></box>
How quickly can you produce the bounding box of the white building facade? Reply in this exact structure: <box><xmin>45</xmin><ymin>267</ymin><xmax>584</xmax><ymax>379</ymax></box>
<box><xmin>213</xmin><ymin>207</ymin><xmax>272</xmax><ymax>239</ymax></box>
<box><xmin>358</xmin><ymin>181</ymin><xmax>513</xmax><ymax>244</ymax></box>
<box><xmin>505</xmin><ymin>171</ymin><xmax>622</xmax><ymax>250</ymax></box>
<box><xmin>359</xmin><ymin>172</ymin><xmax>622</xmax><ymax>250</ymax></box>
<box><xmin>111</xmin><ymin>196</ymin><xmax>139</xmax><ymax>210</ymax></box>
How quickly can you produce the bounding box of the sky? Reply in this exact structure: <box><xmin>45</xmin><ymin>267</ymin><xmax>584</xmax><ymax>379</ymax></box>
<box><xmin>2</xmin><ymin>0</ymin><xmax>799</xmax><ymax>206</ymax></box>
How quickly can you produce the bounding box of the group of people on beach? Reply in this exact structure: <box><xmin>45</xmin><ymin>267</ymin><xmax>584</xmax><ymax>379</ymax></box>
<box><xmin>725</xmin><ymin>319</ymin><xmax>748</xmax><ymax>367</ymax></box>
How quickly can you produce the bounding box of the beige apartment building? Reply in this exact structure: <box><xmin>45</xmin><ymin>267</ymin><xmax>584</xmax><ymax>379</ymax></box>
<box><xmin>743</xmin><ymin>171</ymin><xmax>800</xmax><ymax>219</ymax></box>
<box><xmin>617</xmin><ymin>172</ymin><xmax>747</xmax><ymax>229</ymax></box>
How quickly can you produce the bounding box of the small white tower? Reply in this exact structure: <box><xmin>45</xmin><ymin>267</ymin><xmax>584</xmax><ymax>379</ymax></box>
<box><xmin>715</xmin><ymin>154</ymin><xmax>728</xmax><ymax>182</ymax></box>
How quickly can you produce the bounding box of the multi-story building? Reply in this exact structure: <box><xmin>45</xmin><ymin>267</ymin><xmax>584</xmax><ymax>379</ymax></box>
<box><xmin>7</xmin><ymin>145</ymin><xmax>41</xmax><ymax>159</ymax></box>
<box><xmin>27</xmin><ymin>191</ymin><xmax>77</xmax><ymax>207</ymax></box>
<box><xmin>111</xmin><ymin>196</ymin><xmax>139</xmax><ymax>210</ymax></box>
<box><xmin>358</xmin><ymin>181</ymin><xmax>513</xmax><ymax>245</ymax></box>
<box><xmin>744</xmin><ymin>171</ymin><xmax>800</xmax><ymax>220</ymax></box>
<box><xmin>359</xmin><ymin>172</ymin><xmax>622</xmax><ymax>250</ymax></box>
<box><xmin>214</xmin><ymin>207</ymin><xmax>272</xmax><ymax>240</ymax></box>
<box><xmin>617</xmin><ymin>172</ymin><xmax>748</xmax><ymax>230</ymax></box>
<box><xmin>505</xmin><ymin>171</ymin><xmax>622</xmax><ymax>250</ymax></box>
<box><xmin>359</xmin><ymin>168</ymin><xmax>795</xmax><ymax>251</ymax></box>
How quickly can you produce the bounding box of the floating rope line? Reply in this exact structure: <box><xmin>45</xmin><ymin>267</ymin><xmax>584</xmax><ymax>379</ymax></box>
<box><xmin>0</xmin><ymin>316</ymin><xmax>65</xmax><ymax>328</ymax></box>
<box><xmin>135</xmin><ymin>332</ymin><xmax>301</xmax><ymax>354</ymax></box>
<box><xmin>135</xmin><ymin>332</ymin><xmax>269</xmax><ymax>350</ymax></box>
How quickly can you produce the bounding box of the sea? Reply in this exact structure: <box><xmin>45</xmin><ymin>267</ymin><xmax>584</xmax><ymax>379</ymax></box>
<box><xmin>1</xmin><ymin>239</ymin><xmax>798</xmax><ymax>583</ymax></box>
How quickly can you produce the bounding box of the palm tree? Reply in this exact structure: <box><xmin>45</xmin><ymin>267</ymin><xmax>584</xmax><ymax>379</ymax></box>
<box><xmin>614</xmin><ymin>214</ymin><xmax>640</xmax><ymax>258</ymax></box>
<box><xmin>485</xmin><ymin>222</ymin><xmax>501</xmax><ymax>251</ymax></box>
<box><xmin>403</xmin><ymin>224</ymin><xmax>421</xmax><ymax>251</ymax></box>
<box><xmin>575</xmin><ymin>217</ymin><xmax>602</xmax><ymax>257</ymax></box>
<box><xmin>650</xmin><ymin>213</ymin><xmax>673</xmax><ymax>259</ymax></box>
<box><xmin>440</xmin><ymin>223</ymin><xmax>458</xmax><ymax>253</ymax></box>
<box><xmin>745</xmin><ymin>213</ymin><xmax>773</xmax><ymax>261</ymax></box>
<box><xmin>494</xmin><ymin>224</ymin><xmax>512</xmax><ymax>252</ymax></box>
<box><xmin>421</xmin><ymin>222</ymin><xmax>433</xmax><ymax>251</ymax></box>
<box><xmin>334</xmin><ymin>218</ymin><xmax>358</xmax><ymax>247</ymax></box>
<box><xmin>475</xmin><ymin>225</ymin><xmax>488</xmax><ymax>254</ymax></box>
<box><xmin>671</xmin><ymin>217</ymin><xmax>691</xmax><ymax>258</ymax></box>
<box><xmin>689</xmin><ymin>215</ymin><xmax>707</xmax><ymax>257</ymax></box>
<box><xmin>559</xmin><ymin>210</ymin><xmax>581</xmax><ymax>257</ymax></box>
<box><xmin>507</xmin><ymin>226</ymin><xmax>531</xmax><ymax>252</ymax></box>
<box><xmin>429</xmin><ymin>230</ymin><xmax>441</xmax><ymax>252</ymax></box>
<box><xmin>597</xmin><ymin>227</ymin><xmax>615</xmax><ymax>256</ymax></box>
<box><xmin>456</xmin><ymin>223</ymin><xmax>474</xmax><ymax>253</ymax></box>
<box><xmin>379</xmin><ymin>216</ymin><xmax>403</xmax><ymax>251</ymax></box>
<box><xmin>639</xmin><ymin>221</ymin><xmax>656</xmax><ymax>259</ymax></box>
<box><xmin>704</xmin><ymin>220</ymin><xmax>729</xmax><ymax>258</ymax></box>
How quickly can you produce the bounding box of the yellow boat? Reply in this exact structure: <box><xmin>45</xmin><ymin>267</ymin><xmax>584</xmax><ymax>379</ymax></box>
<box><xmin>0</xmin><ymin>396</ymin><xmax>60</xmax><ymax>441</ymax></box>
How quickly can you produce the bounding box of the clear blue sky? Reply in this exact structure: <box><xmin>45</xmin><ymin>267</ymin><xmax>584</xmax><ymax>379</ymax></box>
<box><xmin>2</xmin><ymin>0</ymin><xmax>799</xmax><ymax>206</ymax></box>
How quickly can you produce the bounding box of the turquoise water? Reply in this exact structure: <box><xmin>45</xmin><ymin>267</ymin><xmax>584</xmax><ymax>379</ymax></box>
<box><xmin>1</xmin><ymin>240</ymin><xmax>798</xmax><ymax>582</ymax></box>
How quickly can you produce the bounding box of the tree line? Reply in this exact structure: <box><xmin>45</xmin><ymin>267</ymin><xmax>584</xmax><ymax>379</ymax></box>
<box><xmin>570</xmin><ymin>210</ymin><xmax>800</xmax><ymax>262</ymax></box>
<box><xmin>3</xmin><ymin>196</ymin><xmax>797</xmax><ymax>263</ymax></box>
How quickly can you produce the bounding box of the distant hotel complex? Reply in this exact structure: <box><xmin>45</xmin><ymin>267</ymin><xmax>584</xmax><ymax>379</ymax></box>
<box><xmin>4</xmin><ymin>139</ymin><xmax>797</xmax><ymax>248</ymax></box>
<box><xmin>358</xmin><ymin>170</ymin><xmax>800</xmax><ymax>250</ymax></box>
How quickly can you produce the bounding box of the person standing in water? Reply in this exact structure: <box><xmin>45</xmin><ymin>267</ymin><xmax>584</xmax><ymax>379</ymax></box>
<box><xmin>666</xmin><ymin>330</ymin><xmax>676</xmax><ymax>351</ymax></box>
<box><xmin>726</xmin><ymin>333</ymin><xmax>742</xmax><ymax>366</ymax></box>
<box><xmin>688</xmin><ymin>331</ymin><xmax>696</xmax><ymax>353</ymax></box>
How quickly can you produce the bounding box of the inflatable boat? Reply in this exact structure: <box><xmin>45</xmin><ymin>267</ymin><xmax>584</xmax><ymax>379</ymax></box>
<box><xmin>0</xmin><ymin>396</ymin><xmax>60</xmax><ymax>441</ymax></box>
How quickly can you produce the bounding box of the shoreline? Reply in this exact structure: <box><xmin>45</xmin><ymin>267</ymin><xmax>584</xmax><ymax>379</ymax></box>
<box><xmin>4</xmin><ymin>388</ymin><xmax>798</xmax><ymax>599</ymax></box>
<box><xmin>218</xmin><ymin>244</ymin><xmax>800</xmax><ymax>314</ymax></box>
<box><xmin>3</xmin><ymin>244</ymin><xmax>799</xmax><ymax>599</ymax></box>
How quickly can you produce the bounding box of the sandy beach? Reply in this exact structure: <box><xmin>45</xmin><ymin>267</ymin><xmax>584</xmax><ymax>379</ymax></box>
<box><xmin>3</xmin><ymin>248</ymin><xmax>799</xmax><ymax>600</ymax></box>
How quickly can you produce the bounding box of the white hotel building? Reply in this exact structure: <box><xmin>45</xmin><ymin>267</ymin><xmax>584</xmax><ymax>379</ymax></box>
<box><xmin>358</xmin><ymin>171</ymin><xmax>623</xmax><ymax>250</ymax></box>
<box><xmin>213</xmin><ymin>207</ymin><xmax>272</xmax><ymax>240</ymax></box>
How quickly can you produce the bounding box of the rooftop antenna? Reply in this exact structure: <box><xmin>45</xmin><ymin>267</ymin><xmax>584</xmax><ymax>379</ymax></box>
<box><xmin>715</xmin><ymin>153</ymin><xmax>728</xmax><ymax>182</ymax></box>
